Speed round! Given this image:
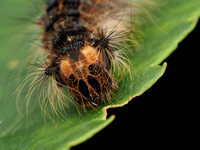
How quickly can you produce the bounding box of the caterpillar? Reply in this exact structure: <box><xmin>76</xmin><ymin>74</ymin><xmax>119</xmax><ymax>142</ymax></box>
<box><xmin>18</xmin><ymin>0</ymin><xmax>142</xmax><ymax>115</ymax></box>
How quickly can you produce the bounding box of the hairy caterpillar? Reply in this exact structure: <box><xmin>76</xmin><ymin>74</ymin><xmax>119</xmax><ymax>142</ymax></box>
<box><xmin>17</xmin><ymin>0</ymin><xmax>147</xmax><ymax>116</ymax></box>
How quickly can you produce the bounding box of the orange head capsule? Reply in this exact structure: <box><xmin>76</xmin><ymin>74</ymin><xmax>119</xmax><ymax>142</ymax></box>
<box><xmin>58</xmin><ymin>42</ymin><xmax>118</xmax><ymax>108</ymax></box>
<box><xmin>44</xmin><ymin>35</ymin><xmax>118</xmax><ymax>108</ymax></box>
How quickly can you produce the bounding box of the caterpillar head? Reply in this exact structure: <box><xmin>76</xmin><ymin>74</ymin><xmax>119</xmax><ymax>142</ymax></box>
<box><xmin>43</xmin><ymin>28</ymin><xmax>119</xmax><ymax>108</ymax></box>
<box><xmin>58</xmin><ymin>42</ymin><xmax>118</xmax><ymax>109</ymax></box>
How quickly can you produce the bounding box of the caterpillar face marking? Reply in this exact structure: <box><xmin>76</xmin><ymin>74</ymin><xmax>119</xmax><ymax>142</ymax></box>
<box><xmin>30</xmin><ymin>0</ymin><xmax>132</xmax><ymax>109</ymax></box>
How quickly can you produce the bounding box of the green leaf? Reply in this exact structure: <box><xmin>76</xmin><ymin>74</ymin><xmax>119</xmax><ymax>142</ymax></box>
<box><xmin>0</xmin><ymin>0</ymin><xmax>199</xmax><ymax>149</ymax></box>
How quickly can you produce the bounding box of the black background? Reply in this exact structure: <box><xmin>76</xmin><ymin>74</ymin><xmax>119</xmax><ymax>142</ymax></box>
<box><xmin>72</xmin><ymin>21</ymin><xmax>199</xmax><ymax>149</ymax></box>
